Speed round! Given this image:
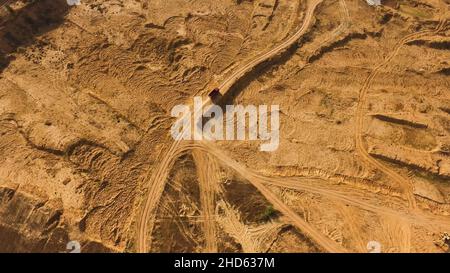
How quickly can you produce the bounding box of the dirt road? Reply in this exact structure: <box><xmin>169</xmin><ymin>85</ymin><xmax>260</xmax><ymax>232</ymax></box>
<box><xmin>136</xmin><ymin>1</ymin><xmax>449</xmax><ymax>253</ymax></box>
<box><xmin>192</xmin><ymin>149</ymin><xmax>219</xmax><ymax>252</ymax></box>
<box><xmin>196</xmin><ymin>141</ymin><xmax>450</xmax><ymax>232</ymax></box>
<box><xmin>136</xmin><ymin>0</ymin><xmax>324</xmax><ymax>253</ymax></box>
<box><xmin>354</xmin><ymin>17</ymin><xmax>448</xmax><ymax>209</ymax></box>
<box><xmin>191</xmin><ymin>142</ymin><xmax>347</xmax><ymax>253</ymax></box>
<box><xmin>217</xmin><ymin>0</ymin><xmax>323</xmax><ymax>94</ymax></box>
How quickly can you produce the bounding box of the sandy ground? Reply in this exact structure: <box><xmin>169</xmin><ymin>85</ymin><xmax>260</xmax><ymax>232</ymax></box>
<box><xmin>0</xmin><ymin>0</ymin><xmax>449</xmax><ymax>253</ymax></box>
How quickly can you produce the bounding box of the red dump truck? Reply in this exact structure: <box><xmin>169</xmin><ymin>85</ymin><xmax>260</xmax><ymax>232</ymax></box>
<box><xmin>208</xmin><ymin>88</ymin><xmax>221</xmax><ymax>102</ymax></box>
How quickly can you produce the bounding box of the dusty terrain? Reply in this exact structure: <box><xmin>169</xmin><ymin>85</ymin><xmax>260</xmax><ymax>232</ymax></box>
<box><xmin>0</xmin><ymin>0</ymin><xmax>449</xmax><ymax>253</ymax></box>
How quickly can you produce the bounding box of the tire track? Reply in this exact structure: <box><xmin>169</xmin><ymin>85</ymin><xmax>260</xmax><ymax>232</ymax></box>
<box><xmin>217</xmin><ymin>0</ymin><xmax>324</xmax><ymax>94</ymax></box>
<box><xmin>192</xmin><ymin>149</ymin><xmax>218</xmax><ymax>253</ymax></box>
<box><xmin>136</xmin><ymin>0</ymin><xmax>323</xmax><ymax>253</ymax></box>
<box><xmin>195</xmin><ymin>141</ymin><xmax>450</xmax><ymax>232</ymax></box>
<box><xmin>354</xmin><ymin>16</ymin><xmax>448</xmax><ymax>209</ymax></box>
<box><xmin>197</xmin><ymin>141</ymin><xmax>347</xmax><ymax>253</ymax></box>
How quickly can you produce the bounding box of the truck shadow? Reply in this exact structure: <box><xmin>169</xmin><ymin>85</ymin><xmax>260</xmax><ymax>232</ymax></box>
<box><xmin>0</xmin><ymin>0</ymin><xmax>71</xmax><ymax>73</ymax></box>
<box><xmin>217</xmin><ymin>42</ymin><xmax>300</xmax><ymax>108</ymax></box>
<box><xmin>197</xmin><ymin>44</ymin><xmax>300</xmax><ymax>129</ymax></box>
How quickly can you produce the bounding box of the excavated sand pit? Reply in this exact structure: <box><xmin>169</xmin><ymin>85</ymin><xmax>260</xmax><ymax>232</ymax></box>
<box><xmin>0</xmin><ymin>0</ymin><xmax>449</xmax><ymax>253</ymax></box>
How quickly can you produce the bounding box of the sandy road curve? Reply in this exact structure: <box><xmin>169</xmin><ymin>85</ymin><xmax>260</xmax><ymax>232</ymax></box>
<box><xmin>194</xmin><ymin>141</ymin><xmax>450</xmax><ymax>232</ymax></box>
<box><xmin>354</xmin><ymin>17</ymin><xmax>448</xmax><ymax>210</ymax></box>
<box><xmin>218</xmin><ymin>0</ymin><xmax>323</xmax><ymax>94</ymax></box>
<box><xmin>136</xmin><ymin>0</ymin><xmax>324</xmax><ymax>253</ymax></box>
<box><xmin>192</xmin><ymin>141</ymin><xmax>347</xmax><ymax>253</ymax></box>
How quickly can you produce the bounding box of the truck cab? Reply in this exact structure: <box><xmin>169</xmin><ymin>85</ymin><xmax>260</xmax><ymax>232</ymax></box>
<box><xmin>208</xmin><ymin>88</ymin><xmax>222</xmax><ymax>103</ymax></box>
